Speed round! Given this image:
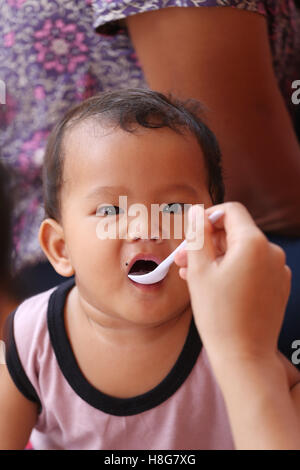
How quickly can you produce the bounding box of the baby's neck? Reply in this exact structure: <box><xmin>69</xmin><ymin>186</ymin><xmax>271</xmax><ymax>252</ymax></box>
<box><xmin>64</xmin><ymin>286</ymin><xmax>193</xmax><ymax>398</ymax></box>
<box><xmin>72</xmin><ymin>285</ymin><xmax>192</xmax><ymax>349</ymax></box>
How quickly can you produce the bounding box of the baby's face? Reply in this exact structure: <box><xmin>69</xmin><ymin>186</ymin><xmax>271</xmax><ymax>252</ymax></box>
<box><xmin>60</xmin><ymin>122</ymin><xmax>212</xmax><ymax>326</ymax></box>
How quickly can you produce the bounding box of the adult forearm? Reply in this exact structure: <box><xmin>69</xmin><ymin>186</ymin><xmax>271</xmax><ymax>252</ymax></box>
<box><xmin>210</xmin><ymin>355</ymin><xmax>300</xmax><ymax>450</ymax></box>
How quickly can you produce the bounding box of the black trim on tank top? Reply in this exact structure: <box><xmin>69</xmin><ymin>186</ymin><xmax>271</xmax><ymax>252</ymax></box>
<box><xmin>4</xmin><ymin>309</ymin><xmax>42</xmax><ymax>413</ymax></box>
<box><xmin>47</xmin><ymin>278</ymin><xmax>202</xmax><ymax>416</ymax></box>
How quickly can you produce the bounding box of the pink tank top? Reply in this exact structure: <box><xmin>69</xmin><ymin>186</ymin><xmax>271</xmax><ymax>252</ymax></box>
<box><xmin>5</xmin><ymin>279</ymin><xmax>234</xmax><ymax>450</ymax></box>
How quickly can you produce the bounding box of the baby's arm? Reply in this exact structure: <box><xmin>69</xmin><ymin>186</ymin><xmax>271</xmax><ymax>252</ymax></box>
<box><xmin>0</xmin><ymin>364</ymin><xmax>37</xmax><ymax>449</ymax></box>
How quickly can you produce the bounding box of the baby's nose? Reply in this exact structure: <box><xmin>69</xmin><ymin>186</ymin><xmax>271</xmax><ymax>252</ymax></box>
<box><xmin>127</xmin><ymin>212</ymin><xmax>158</xmax><ymax>241</ymax></box>
<box><xmin>127</xmin><ymin>234</ymin><xmax>163</xmax><ymax>244</ymax></box>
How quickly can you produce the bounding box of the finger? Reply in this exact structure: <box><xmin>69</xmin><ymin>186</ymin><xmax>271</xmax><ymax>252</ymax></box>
<box><xmin>207</xmin><ymin>209</ymin><xmax>225</xmax><ymax>225</ymax></box>
<box><xmin>185</xmin><ymin>205</ymin><xmax>216</xmax><ymax>273</ymax></box>
<box><xmin>205</xmin><ymin>202</ymin><xmax>263</xmax><ymax>252</ymax></box>
<box><xmin>174</xmin><ymin>248</ymin><xmax>188</xmax><ymax>267</ymax></box>
<box><xmin>206</xmin><ymin>202</ymin><xmax>257</xmax><ymax>231</ymax></box>
<box><xmin>284</xmin><ymin>265</ymin><xmax>292</xmax><ymax>296</ymax></box>
<box><xmin>284</xmin><ymin>264</ymin><xmax>292</xmax><ymax>280</ymax></box>
<box><xmin>268</xmin><ymin>242</ymin><xmax>287</xmax><ymax>267</ymax></box>
<box><xmin>175</xmin><ymin>208</ymin><xmax>224</xmax><ymax>267</ymax></box>
<box><xmin>212</xmin><ymin>229</ymin><xmax>227</xmax><ymax>257</ymax></box>
<box><xmin>179</xmin><ymin>267</ymin><xmax>187</xmax><ymax>280</ymax></box>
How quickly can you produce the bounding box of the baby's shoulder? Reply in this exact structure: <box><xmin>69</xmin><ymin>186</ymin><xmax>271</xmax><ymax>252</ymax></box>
<box><xmin>16</xmin><ymin>287</ymin><xmax>55</xmax><ymax>331</ymax></box>
<box><xmin>4</xmin><ymin>286</ymin><xmax>57</xmax><ymax>360</ymax></box>
<box><xmin>3</xmin><ymin>285</ymin><xmax>61</xmax><ymax>408</ymax></box>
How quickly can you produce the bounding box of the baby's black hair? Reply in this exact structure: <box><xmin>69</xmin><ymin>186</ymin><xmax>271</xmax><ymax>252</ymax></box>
<box><xmin>43</xmin><ymin>88</ymin><xmax>225</xmax><ymax>220</ymax></box>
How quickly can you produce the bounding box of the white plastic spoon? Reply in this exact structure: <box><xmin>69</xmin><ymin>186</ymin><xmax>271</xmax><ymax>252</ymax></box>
<box><xmin>128</xmin><ymin>209</ymin><xmax>224</xmax><ymax>284</ymax></box>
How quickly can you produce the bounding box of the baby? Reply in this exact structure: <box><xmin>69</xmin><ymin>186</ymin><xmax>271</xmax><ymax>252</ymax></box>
<box><xmin>1</xmin><ymin>89</ymin><xmax>299</xmax><ymax>450</ymax></box>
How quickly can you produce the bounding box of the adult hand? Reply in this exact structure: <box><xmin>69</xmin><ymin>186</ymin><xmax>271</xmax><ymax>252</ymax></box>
<box><xmin>175</xmin><ymin>202</ymin><xmax>291</xmax><ymax>367</ymax></box>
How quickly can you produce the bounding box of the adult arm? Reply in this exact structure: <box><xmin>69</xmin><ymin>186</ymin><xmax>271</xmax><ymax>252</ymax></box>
<box><xmin>175</xmin><ymin>202</ymin><xmax>300</xmax><ymax>449</ymax></box>
<box><xmin>126</xmin><ymin>7</ymin><xmax>300</xmax><ymax>235</ymax></box>
<box><xmin>212</xmin><ymin>352</ymin><xmax>300</xmax><ymax>450</ymax></box>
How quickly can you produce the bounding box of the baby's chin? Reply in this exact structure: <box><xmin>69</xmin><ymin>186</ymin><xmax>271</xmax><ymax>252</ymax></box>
<box><xmin>114</xmin><ymin>294</ymin><xmax>191</xmax><ymax>328</ymax></box>
<box><xmin>79</xmin><ymin>268</ymin><xmax>190</xmax><ymax>324</ymax></box>
<box><xmin>114</xmin><ymin>309</ymin><xmax>187</xmax><ymax>329</ymax></box>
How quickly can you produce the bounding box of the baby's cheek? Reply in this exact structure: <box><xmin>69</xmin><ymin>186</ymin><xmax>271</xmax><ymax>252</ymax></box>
<box><xmin>90</xmin><ymin>241</ymin><xmax>118</xmax><ymax>272</ymax></box>
<box><xmin>73</xmin><ymin>230</ymin><xmax>115</xmax><ymax>272</ymax></box>
<box><xmin>170</xmin><ymin>266</ymin><xmax>191</xmax><ymax>302</ymax></box>
<box><xmin>79</xmin><ymin>247</ymin><xmax>121</xmax><ymax>303</ymax></box>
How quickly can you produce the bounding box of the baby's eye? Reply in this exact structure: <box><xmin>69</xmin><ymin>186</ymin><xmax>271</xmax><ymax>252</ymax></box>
<box><xmin>161</xmin><ymin>203</ymin><xmax>186</xmax><ymax>214</ymax></box>
<box><xmin>96</xmin><ymin>205</ymin><xmax>124</xmax><ymax>217</ymax></box>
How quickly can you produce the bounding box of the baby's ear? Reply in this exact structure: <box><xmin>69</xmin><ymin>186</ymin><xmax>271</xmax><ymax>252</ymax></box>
<box><xmin>39</xmin><ymin>218</ymin><xmax>74</xmax><ymax>277</ymax></box>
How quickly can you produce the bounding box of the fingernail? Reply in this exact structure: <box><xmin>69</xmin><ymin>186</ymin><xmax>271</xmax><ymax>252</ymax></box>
<box><xmin>208</xmin><ymin>210</ymin><xmax>225</xmax><ymax>225</ymax></box>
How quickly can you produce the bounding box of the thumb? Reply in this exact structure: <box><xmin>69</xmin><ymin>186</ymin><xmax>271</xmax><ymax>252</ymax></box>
<box><xmin>186</xmin><ymin>205</ymin><xmax>216</xmax><ymax>275</ymax></box>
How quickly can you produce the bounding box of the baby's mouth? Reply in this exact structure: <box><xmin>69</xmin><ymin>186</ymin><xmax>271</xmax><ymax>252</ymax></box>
<box><xmin>128</xmin><ymin>260</ymin><xmax>159</xmax><ymax>276</ymax></box>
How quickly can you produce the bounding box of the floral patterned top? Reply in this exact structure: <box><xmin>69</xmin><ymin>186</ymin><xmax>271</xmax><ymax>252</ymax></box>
<box><xmin>0</xmin><ymin>0</ymin><xmax>299</xmax><ymax>272</ymax></box>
